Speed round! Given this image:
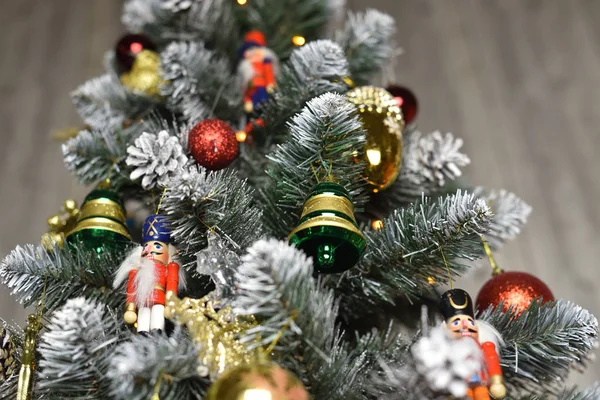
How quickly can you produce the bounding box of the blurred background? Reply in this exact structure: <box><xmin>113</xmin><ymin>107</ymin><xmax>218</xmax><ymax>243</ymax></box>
<box><xmin>0</xmin><ymin>0</ymin><xmax>598</xmax><ymax>387</ymax></box>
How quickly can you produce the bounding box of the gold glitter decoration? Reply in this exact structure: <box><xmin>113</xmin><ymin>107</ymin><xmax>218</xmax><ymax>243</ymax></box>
<box><xmin>41</xmin><ymin>199</ymin><xmax>80</xmax><ymax>250</ymax></box>
<box><xmin>164</xmin><ymin>292</ymin><xmax>260</xmax><ymax>378</ymax></box>
<box><xmin>17</xmin><ymin>314</ymin><xmax>42</xmax><ymax>400</ymax></box>
<box><xmin>346</xmin><ymin>86</ymin><xmax>404</xmax><ymax>191</ymax></box>
<box><xmin>120</xmin><ymin>50</ymin><xmax>165</xmax><ymax>97</ymax></box>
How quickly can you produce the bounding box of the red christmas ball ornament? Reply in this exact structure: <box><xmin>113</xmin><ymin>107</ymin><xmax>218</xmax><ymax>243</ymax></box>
<box><xmin>386</xmin><ymin>85</ymin><xmax>418</xmax><ymax>124</ymax></box>
<box><xmin>475</xmin><ymin>271</ymin><xmax>554</xmax><ymax>316</ymax></box>
<box><xmin>188</xmin><ymin>119</ymin><xmax>239</xmax><ymax>170</ymax></box>
<box><xmin>116</xmin><ymin>34</ymin><xmax>157</xmax><ymax>72</ymax></box>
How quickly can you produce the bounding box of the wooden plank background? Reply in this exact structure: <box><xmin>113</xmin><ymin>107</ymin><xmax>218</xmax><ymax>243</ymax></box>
<box><xmin>0</xmin><ymin>0</ymin><xmax>598</xmax><ymax>388</ymax></box>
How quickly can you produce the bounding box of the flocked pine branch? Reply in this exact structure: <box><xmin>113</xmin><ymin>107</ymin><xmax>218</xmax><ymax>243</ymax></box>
<box><xmin>474</xmin><ymin>187</ymin><xmax>532</xmax><ymax>249</ymax></box>
<box><xmin>0</xmin><ymin>243</ymin><xmax>129</xmax><ymax>313</ymax></box>
<box><xmin>235</xmin><ymin>0</ymin><xmax>331</xmax><ymax>58</ymax></box>
<box><xmin>123</xmin><ymin>0</ymin><xmax>240</xmax><ymax>58</ymax></box>
<box><xmin>480</xmin><ymin>299</ymin><xmax>599</xmax><ymax>395</ymax></box>
<box><xmin>370</xmin><ymin>129</ymin><xmax>471</xmax><ymax>215</ymax></box>
<box><xmin>62</xmin><ymin>126</ymin><xmax>143</xmax><ymax>188</ymax></box>
<box><xmin>251</xmin><ymin>40</ymin><xmax>351</xmax><ymax>149</ymax></box>
<box><xmin>195</xmin><ymin>233</ymin><xmax>242</xmax><ymax>302</ymax></box>
<box><xmin>263</xmin><ymin>92</ymin><xmax>368</xmax><ymax>237</ymax></box>
<box><xmin>333</xmin><ymin>190</ymin><xmax>492</xmax><ymax>317</ymax></box>
<box><xmin>160</xmin><ymin>40</ymin><xmax>240</xmax><ymax>123</ymax></box>
<box><xmin>38</xmin><ymin>297</ymin><xmax>123</xmax><ymax>399</ymax></box>
<box><xmin>71</xmin><ymin>74</ymin><xmax>156</xmax><ymax>131</ymax></box>
<box><xmin>518</xmin><ymin>383</ymin><xmax>600</xmax><ymax>400</ymax></box>
<box><xmin>161</xmin><ymin>165</ymin><xmax>263</xmax><ymax>275</ymax></box>
<box><xmin>334</xmin><ymin>9</ymin><xmax>396</xmax><ymax>85</ymax></box>
<box><xmin>106</xmin><ymin>330</ymin><xmax>208</xmax><ymax>400</ymax></box>
<box><xmin>233</xmin><ymin>239</ymin><xmax>384</xmax><ymax>400</ymax></box>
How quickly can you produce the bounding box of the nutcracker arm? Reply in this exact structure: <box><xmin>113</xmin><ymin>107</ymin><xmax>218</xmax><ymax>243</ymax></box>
<box><xmin>126</xmin><ymin>269</ymin><xmax>137</xmax><ymax>304</ymax></box>
<box><xmin>264</xmin><ymin>58</ymin><xmax>275</xmax><ymax>88</ymax></box>
<box><xmin>482</xmin><ymin>341</ymin><xmax>506</xmax><ymax>399</ymax></box>
<box><xmin>166</xmin><ymin>261</ymin><xmax>180</xmax><ymax>295</ymax></box>
<box><xmin>481</xmin><ymin>341</ymin><xmax>502</xmax><ymax>376</ymax></box>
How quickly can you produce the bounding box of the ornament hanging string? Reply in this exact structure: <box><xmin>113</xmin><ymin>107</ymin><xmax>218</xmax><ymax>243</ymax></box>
<box><xmin>263</xmin><ymin>310</ymin><xmax>299</xmax><ymax>356</ymax></box>
<box><xmin>439</xmin><ymin>245</ymin><xmax>453</xmax><ymax>289</ymax></box>
<box><xmin>480</xmin><ymin>235</ymin><xmax>503</xmax><ymax>276</ymax></box>
<box><xmin>156</xmin><ymin>187</ymin><xmax>168</xmax><ymax>214</ymax></box>
<box><xmin>151</xmin><ymin>369</ymin><xmax>165</xmax><ymax>400</ymax></box>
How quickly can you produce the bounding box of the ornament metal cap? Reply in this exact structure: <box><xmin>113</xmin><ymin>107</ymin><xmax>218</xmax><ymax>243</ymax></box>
<box><xmin>439</xmin><ymin>288</ymin><xmax>475</xmax><ymax>321</ymax></box>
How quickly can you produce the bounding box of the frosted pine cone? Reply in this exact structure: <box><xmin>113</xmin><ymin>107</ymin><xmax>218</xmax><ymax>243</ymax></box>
<box><xmin>0</xmin><ymin>328</ymin><xmax>17</xmax><ymax>381</ymax></box>
<box><xmin>404</xmin><ymin>130</ymin><xmax>470</xmax><ymax>186</ymax></box>
<box><xmin>412</xmin><ymin>327</ymin><xmax>482</xmax><ymax>398</ymax></box>
<box><xmin>161</xmin><ymin>0</ymin><xmax>193</xmax><ymax>12</ymax></box>
<box><xmin>127</xmin><ymin>130</ymin><xmax>188</xmax><ymax>189</ymax></box>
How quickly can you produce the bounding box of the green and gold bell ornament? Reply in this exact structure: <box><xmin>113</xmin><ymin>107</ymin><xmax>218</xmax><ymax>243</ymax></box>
<box><xmin>65</xmin><ymin>187</ymin><xmax>132</xmax><ymax>255</ymax></box>
<box><xmin>346</xmin><ymin>86</ymin><xmax>404</xmax><ymax>192</ymax></box>
<box><xmin>288</xmin><ymin>181</ymin><xmax>366</xmax><ymax>274</ymax></box>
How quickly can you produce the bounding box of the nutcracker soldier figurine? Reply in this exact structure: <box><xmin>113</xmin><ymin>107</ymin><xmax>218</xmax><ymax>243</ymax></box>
<box><xmin>237</xmin><ymin>30</ymin><xmax>279</xmax><ymax>114</ymax></box>
<box><xmin>439</xmin><ymin>289</ymin><xmax>507</xmax><ymax>400</ymax></box>
<box><xmin>114</xmin><ymin>214</ymin><xmax>185</xmax><ymax>334</ymax></box>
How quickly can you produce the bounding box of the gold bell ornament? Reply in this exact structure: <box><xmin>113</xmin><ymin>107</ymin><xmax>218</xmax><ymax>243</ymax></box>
<box><xmin>346</xmin><ymin>86</ymin><xmax>404</xmax><ymax>192</ymax></box>
<box><xmin>41</xmin><ymin>199</ymin><xmax>80</xmax><ymax>250</ymax></box>
<box><xmin>120</xmin><ymin>49</ymin><xmax>165</xmax><ymax>97</ymax></box>
<box><xmin>164</xmin><ymin>293</ymin><xmax>309</xmax><ymax>400</ymax></box>
<box><xmin>288</xmin><ymin>180</ymin><xmax>366</xmax><ymax>274</ymax></box>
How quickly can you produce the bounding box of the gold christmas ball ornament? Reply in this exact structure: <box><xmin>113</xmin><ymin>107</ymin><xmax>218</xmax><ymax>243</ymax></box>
<box><xmin>207</xmin><ymin>364</ymin><xmax>309</xmax><ymax>400</ymax></box>
<box><xmin>346</xmin><ymin>86</ymin><xmax>404</xmax><ymax>192</ymax></box>
<box><xmin>120</xmin><ymin>49</ymin><xmax>165</xmax><ymax>97</ymax></box>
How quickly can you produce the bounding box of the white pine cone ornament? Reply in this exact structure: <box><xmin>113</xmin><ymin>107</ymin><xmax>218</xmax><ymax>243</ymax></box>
<box><xmin>412</xmin><ymin>327</ymin><xmax>482</xmax><ymax>398</ymax></box>
<box><xmin>0</xmin><ymin>328</ymin><xmax>17</xmax><ymax>381</ymax></box>
<box><xmin>161</xmin><ymin>0</ymin><xmax>194</xmax><ymax>12</ymax></box>
<box><xmin>127</xmin><ymin>130</ymin><xmax>189</xmax><ymax>189</ymax></box>
<box><xmin>405</xmin><ymin>130</ymin><xmax>470</xmax><ymax>186</ymax></box>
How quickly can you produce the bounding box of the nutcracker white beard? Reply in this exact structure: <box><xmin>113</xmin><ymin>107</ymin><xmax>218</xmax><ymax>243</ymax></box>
<box><xmin>133</xmin><ymin>257</ymin><xmax>156</xmax><ymax>308</ymax></box>
<box><xmin>114</xmin><ymin>245</ymin><xmax>179</xmax><ymax>308</ymax></box>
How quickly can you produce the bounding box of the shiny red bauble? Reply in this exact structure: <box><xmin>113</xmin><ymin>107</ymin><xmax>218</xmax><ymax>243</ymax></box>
<box><xmin>188</xmin><ymin>119</ymin><xmax>239</xmax><ymax>170</ymax></box>
<box><xmin>475</xmin><ymin>271</ymin><xmax>554</xmax><ymax>316</ymax></box>
<box><xmin>116</xmin><ymin>34</ymin><xmax>157</xmax><ymax>72</ymax></box>
<box><xmin>386</xmin><ymin>85</ymin><xmax>418</xmax><ymax>124</ymax></box>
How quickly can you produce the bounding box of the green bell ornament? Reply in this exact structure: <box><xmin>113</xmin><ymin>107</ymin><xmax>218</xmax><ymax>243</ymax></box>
<box><xmin>65</xmin><ymin>185</ymin><xmax>132</xmax><ymax>254</ymax></box>
<box><xmin>288</xmin><ymin>181</ymin><xmax>366</xmax><ymax>273</ymax></box>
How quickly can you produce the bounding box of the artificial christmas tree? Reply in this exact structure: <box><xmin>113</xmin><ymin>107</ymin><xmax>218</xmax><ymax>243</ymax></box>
<box><xmin>0</xmin><ymin>1</ymin><xmax>598</xmax><ymax>399</ymax></box>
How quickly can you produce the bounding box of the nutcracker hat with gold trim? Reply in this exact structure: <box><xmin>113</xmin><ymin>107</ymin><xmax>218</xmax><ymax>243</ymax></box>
<box><xmin>142</xmin><ymin>214</ymin><xmax>172</xmax><ymax>244</ymax></box>
<box><xmin>439</xmin><ymin>288</ymin><xmax>475</xmax><ymax>320</ymax></box>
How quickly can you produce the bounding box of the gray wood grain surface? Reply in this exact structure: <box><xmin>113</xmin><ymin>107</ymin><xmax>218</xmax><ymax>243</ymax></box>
<box><xmin>0</xmin><ymin>0</ymin><xmax>598</xmax><ymax>388</ymax></box>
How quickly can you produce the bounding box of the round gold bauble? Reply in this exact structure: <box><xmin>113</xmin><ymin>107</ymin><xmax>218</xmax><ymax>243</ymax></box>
<box><xmin>119</xmin><ymin>49</ymin><xmax>164</xmax><ymax>97</ymax></box>
<box><xmin>346</xmin><ymin>86</ymin><xmax>404</xmax><ymax>192</ymax></box>
<box><xmin>207</xmin><ymin>364</ymin><xmax>309</xmax><ymax>400</ymax></box>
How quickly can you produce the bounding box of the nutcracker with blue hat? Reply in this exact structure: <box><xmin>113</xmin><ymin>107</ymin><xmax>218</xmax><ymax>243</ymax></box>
<box><xmin>114</xmin><ymin>214</ymin><xmax>186</xmax><ymax>334</ymax></box>
<box><xmin>439</xmin><ymin>288</ymin><xmax>507</xmax><ymax>400</ymax></box>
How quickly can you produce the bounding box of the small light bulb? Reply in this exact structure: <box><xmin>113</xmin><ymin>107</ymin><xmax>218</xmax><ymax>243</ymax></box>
<box><xmin>237</xmin><ymin>0</ymin><xmax>247</xmax><ymax>4</ymax></box>
<box><xmin>236</xmin><ymin>130</ymin><xmax>247</xmax><ymax>142</ymax></box>
<box><xmin>427</xmin><ymin>276</ymin><xmax>435</xmax><ymax>284</ymax></box>
<box><xmin>371</xmin><ymin>220</ymin><xmax>384</xmax><ymax>230</ymax></box>
<box><xmin>292</xmin><ymin>35</ymin><xmax>306</xmax><ymax>46</ymax></box>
